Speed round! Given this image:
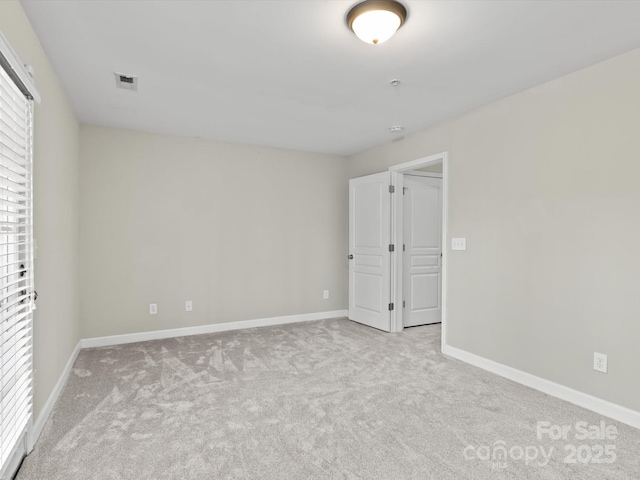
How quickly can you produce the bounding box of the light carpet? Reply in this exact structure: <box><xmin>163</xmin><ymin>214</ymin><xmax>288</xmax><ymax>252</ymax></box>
<box><xmin>17</xmin><ymin>318</ymin><xmax>640</xmax><ymax>479</ymax></box>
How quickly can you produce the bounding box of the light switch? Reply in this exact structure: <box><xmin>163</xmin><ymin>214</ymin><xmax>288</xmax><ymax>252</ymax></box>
<box><xmin>452</xmin><ymin>238</ymin><xmax>467</xmax><ymax>251</ymax></box>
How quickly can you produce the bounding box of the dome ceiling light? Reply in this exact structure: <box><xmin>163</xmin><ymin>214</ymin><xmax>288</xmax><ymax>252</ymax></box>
<box><xmin>346</xmin><ymin>0</ymin><xmax>408</xmax><ymax>45</ymax></box>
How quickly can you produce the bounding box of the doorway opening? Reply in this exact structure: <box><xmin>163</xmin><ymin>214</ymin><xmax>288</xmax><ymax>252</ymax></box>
<box><xmin>401</xmin><ymin>170</ymin><xmax>443</xmax><ymax>329</ymax></box>
<box><xmin>390</xmin><ymin>152</ymin><xmax>448</xmax><ymax>351</ymax></box>
<box><xmin>347</xmin><ymin>152</ymin><xmax>448</xmax><ymax>350</ymax></box>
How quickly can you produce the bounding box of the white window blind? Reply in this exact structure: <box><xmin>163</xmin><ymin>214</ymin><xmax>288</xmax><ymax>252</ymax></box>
<box><xmin>0</xmin><ymin>58</ymin><xmax>35</xmax><ymax>473</ymax></box>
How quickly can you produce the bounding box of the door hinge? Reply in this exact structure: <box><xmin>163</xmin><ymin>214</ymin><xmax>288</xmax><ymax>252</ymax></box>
<box><xmin>403</xmin><ymin>244</ymin><xmax>405</xmax><ymax>252</ymax></box>
<box><xmin>389</xmin><ymin>185</ymin><xmax>395</xmax><ymax>193</ymax></box>
<box><xmin>403</xmin><ymin>187</ymin><xmax>408</xmax><ymax>195</ymax></box>
<box><xmin>389</xmin><ymin>244</ymin><xmax>395</xmax><ymax>252</ymax></box>
<box><xmin>388</xmin><ymin>303</ymin><xmax>394</xmax><ymax>311</ymax></box>
<box><xmin>403</xmin><ymin>300</ymin><xmax>406</xmax><ymax>308</ymax></box>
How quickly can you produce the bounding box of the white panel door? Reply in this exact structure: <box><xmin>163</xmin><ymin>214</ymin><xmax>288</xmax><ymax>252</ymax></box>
<box><xmin>348</xmin><ymin>172</ymin><xmax>391</xmax><ymax>332</ymax></box>
<box><xmin>403</xmin><ymin>175</ymin><xmax>442</xmax><ymax>327</ymax></box>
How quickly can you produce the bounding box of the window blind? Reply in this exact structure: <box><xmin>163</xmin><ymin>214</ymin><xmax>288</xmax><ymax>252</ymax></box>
<box><xmin>0</xmin><ymin>59</ymin><xmax>34</xmax><ymax>473</ymax></box>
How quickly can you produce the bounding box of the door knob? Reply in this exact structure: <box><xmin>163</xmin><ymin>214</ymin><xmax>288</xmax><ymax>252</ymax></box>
<box><xmin>348</xmin><ymin>254</ymin><xmax>354</xmax><ymax>260</ymax></box>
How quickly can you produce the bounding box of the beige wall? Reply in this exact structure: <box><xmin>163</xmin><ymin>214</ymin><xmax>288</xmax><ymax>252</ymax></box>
<box><xmin>79</xmin><ymin>126</ymin><xmax>348</xmax><ymax>338</ymax></box>
<box><xmin>349</xmin><ymin>48</ymin><xmax>640</xmax><ymax>411</ymax></box>
<box><xmin>417</xmin><ymin>163</ymin><xmax>443</xmax><ymax>174</ymax></box>
<box><xmin>0</xmin><ymin>1</ymin><xmax>80</xmax><ymax>418</ymax></box>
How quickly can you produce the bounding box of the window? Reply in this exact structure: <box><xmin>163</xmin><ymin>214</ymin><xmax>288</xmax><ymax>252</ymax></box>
<box><xmin>0</xmin><ymin>36</ymin><xmax>37</xmax><ymax>477</ymax></box>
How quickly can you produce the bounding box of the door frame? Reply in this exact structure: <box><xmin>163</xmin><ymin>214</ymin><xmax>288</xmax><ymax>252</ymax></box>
<box><xmin>389</xmin><ymin>152</ymin><xmax>449</xmax><ymax>351</ymax></box>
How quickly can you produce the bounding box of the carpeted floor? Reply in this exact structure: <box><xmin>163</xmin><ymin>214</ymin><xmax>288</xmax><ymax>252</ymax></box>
<box><xmin>17</xmin><ymin>318</ymin><xmax>640</xmax><ymax>479</ymax></box>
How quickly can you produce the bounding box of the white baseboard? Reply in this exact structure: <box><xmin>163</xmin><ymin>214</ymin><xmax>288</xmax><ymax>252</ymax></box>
<box><xmin>81</xmin><ymin>310</ymin><xmax>348</xmax><ymax>349</ymax></box>
<box><xmin>27</xmin><ymin>340</ymin><xmax>82</xmax><ymax>452</ymax></box>
<box><xmin>442</xmin><ymin>344</ymin><xmax>640</xmax><ymax>430</ymax></box>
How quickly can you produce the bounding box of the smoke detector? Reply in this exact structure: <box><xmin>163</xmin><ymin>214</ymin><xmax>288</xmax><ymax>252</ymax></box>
<box><xmin>115</xmin><ymin>72</ymin><xmax>138</xmax><ymax>91</ymax></box>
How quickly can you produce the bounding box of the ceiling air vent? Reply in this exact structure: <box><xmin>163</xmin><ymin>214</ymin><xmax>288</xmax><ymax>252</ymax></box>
<box><xmin>115</xmin><ymin>72</ymin><xmax>138</xmax><ymax>91</ymax></box>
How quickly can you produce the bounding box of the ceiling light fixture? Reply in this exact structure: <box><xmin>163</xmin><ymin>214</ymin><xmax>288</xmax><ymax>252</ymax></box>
<box><xmin>347</xmin><ymin>0</ymin><xmax>408</xmax><ymax>45</ymax></box>
<box><xmin>389</xmin><ymin>125</ymin><xmax>404</xmax><ymax>133</ymax></box>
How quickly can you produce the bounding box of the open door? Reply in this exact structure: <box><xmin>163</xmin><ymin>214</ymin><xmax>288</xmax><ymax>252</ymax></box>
<box><xmin>403</xmin><ymin>174</ymin><xmax>443</xmax><ymax>327</ymax></box>
<box><xmin>348</xmin><ymin>172</ymin><xmax>391</xmax><ymax>332</ymax></box>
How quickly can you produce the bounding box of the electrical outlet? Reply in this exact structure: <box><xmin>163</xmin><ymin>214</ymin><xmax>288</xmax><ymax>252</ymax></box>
<box><xmin>593</xmin><ymin>352</ymin><xmax>607</xmax><ymax>373</ymax></box>
<box><xmin>323</xmin><ymin>290</ymin><xmax>329</xmax><ymax>299</ymax></box>
<box><xmin>149</xmin><ymin>303</ymin><xmax>157</xmax><ymax>315</ymax></box>
<box><xmin>185</xmin><ymin>300</ymin><xmax>193</xmax><ymax>312</ymax></box>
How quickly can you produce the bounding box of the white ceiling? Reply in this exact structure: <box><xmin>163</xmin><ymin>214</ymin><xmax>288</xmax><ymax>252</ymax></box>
<box><xmin>20</xmin><ymin>0</ymin><xmax>640</xmax><ymax>156</ymax></box>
